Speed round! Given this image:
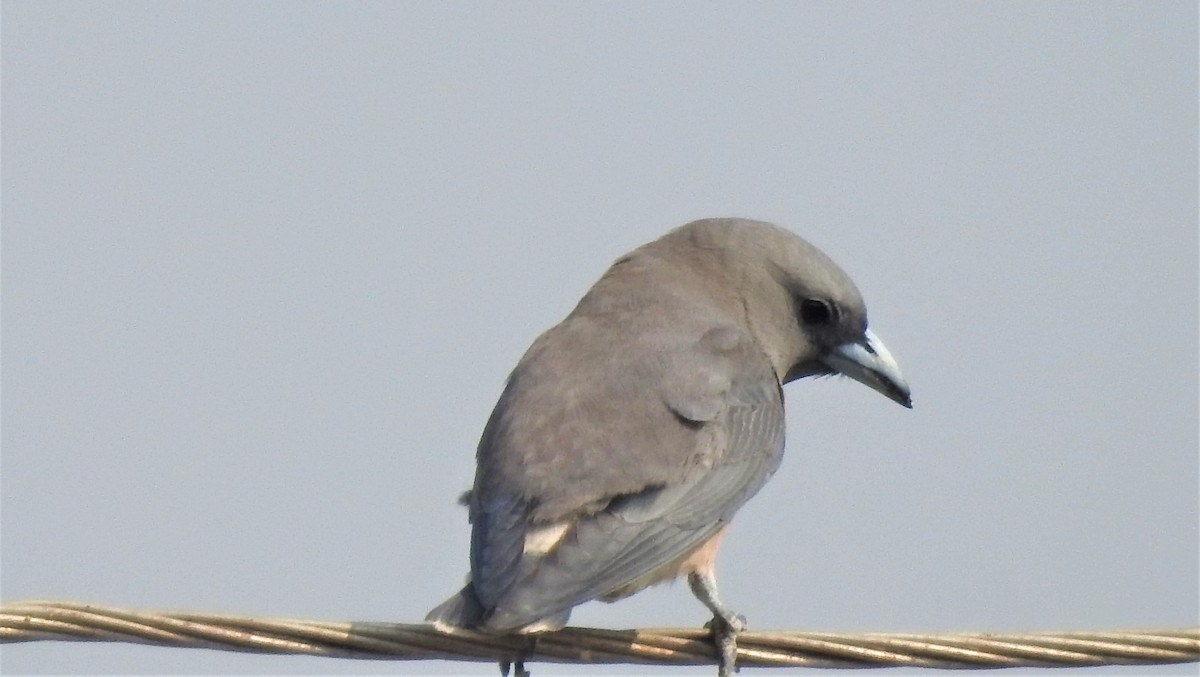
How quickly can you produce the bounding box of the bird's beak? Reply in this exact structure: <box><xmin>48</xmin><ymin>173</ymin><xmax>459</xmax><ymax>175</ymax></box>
<box><xmin>823</xmin><ymin>328</ymin><xmax>912</xmax><ymax>408</ymax></box>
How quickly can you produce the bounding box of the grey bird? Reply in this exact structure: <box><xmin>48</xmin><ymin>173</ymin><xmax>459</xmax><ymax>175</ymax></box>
<box><xmin>427</xmin><ymin>218</ymin><xmax>911</xmax><ymax>676</ymax></box>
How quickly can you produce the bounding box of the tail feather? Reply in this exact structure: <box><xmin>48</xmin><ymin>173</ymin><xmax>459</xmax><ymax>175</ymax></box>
<box><xmin>426</xmin><ymin>583</ymin><xmax>572</xmax><ymax>633</ymax></box>
<box><xmin>425</xmin><ymin>584</ymin><xmax>486</xmax><ymax>630</ymax></box>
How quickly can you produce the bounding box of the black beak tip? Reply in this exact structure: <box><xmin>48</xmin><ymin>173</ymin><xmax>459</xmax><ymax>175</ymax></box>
<box><xmin>890</xmin><ymin>385</ymin><xmax>913</xmax><ymax>409</ymax></box>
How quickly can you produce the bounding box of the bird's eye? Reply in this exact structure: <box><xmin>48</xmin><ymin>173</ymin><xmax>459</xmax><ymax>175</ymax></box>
<box><xmin>800</xmin><ymin>298</ymin><xmax>837</xmax><ymax>326</ymax></box>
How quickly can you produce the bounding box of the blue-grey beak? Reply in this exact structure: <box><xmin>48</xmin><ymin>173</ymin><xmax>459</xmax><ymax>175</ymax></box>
<box><xmin>823</xmin><ymin>328</ymin><xmax>912</xmax><ymax>408</ymax></box>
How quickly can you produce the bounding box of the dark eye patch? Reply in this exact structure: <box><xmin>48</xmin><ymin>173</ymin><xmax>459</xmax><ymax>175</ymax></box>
<box><xmin>800</xmin><ymin>298</ymin><xmax>837</xmax><ymax>326</ymax></box>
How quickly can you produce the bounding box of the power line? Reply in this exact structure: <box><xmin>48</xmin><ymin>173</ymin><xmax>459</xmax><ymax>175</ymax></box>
<box><xmin>2</xmin><ymin>600</ymin><xmax>1196</xmax><ymax>670</ymax></box>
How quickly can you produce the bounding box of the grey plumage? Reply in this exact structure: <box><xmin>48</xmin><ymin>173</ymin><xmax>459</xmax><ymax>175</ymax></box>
<box><xmin>427</xmin><ymin>218</ymin><xmax>911</xmax><ymax>674</ymax></box>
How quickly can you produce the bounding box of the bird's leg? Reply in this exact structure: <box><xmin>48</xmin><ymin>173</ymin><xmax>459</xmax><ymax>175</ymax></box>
<box><xmin>688</xmin><ymin>569</ymin><xmax>746</xmax><ymax>677</ymax></box>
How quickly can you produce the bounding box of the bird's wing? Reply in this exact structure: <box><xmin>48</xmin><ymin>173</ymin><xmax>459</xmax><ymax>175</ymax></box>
<box><xmin>474</xmin><ymin>325</ymin><xmax>786</xmax><ymax>631</ymax></box>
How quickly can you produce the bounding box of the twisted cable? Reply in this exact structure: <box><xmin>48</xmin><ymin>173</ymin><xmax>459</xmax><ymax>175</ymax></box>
<box><xmin>2</xmin><ymin>601</ymin><xmax>1196</xmax><ymax>669</ymax></box>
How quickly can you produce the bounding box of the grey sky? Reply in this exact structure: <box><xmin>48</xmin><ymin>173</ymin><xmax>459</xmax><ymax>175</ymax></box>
<box><xmin>2</xmin><ymin>2</ymin><xmax>1196</xmax><ymax>675</ymax></box>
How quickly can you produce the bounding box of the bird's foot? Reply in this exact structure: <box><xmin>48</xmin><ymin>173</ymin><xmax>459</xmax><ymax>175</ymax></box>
<box><xmin>703</xmin><ymin>612</ymin><xmax>746</xmax><ymax>677</ymax></box>
<box><xmin>498</xmin><ymin>659</ymin><xmax>530</xmax><ymax>677</ymax></box>
<box><xmin>499</xmin><ymin>635</ymin><xmax>536</xmax><ymax>677</ymax></box>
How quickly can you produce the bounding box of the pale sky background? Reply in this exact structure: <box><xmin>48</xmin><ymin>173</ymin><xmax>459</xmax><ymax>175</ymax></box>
<box><xmin>2</xmin><ymin>2</ymin><xmax>1196</xmax><ymax>676</ymax></box>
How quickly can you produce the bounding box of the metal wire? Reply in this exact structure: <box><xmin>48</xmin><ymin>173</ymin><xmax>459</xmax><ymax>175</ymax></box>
<box><xmin>2</xmin><ymin>600</ymin><xmax>1196</xmax><ymax>669</ymax></box>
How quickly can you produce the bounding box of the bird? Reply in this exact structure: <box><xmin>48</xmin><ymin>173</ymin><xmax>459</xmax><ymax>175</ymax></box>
<box><xmin>426</xmin><ymin>217</ymin><xmax>911</xmax><ymax>676</ymax></box>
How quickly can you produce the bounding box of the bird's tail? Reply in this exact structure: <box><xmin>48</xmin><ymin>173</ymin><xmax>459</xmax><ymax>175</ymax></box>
<box><xmin>425</xmin><ymin>584</ymin><xmax>487</xmax><ymax>630</ymax></box>
<box><xmin>426</xmin><ymin>583</ymin><xmax>572</xmax><ymax>634</ymax></box>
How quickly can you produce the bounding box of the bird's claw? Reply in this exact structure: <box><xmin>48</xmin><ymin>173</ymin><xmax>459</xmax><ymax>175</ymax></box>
<box><xmin>499</xmin><ymin>658</ymin><xmax>530</xmax><ymax>677</ymax></box>
<box><xmin>704</xmin><ymin>612</ymin><xmax>746</xmax><ymax>676</ymax></box>
<box><xmin>703</xmin><ymin>610</ymin><xmax>747</xmax><ymax>633</ymax></box>
<box><xmin>499</xmin><ymin>635</ymin><xmax>535</xmax><ymax>677</ymax></box>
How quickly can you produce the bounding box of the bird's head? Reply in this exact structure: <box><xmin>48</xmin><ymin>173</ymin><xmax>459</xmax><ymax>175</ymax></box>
<box><xmin>676</xmin><ymin>218</ymin><xmax>912</xmax><ymax>408</ymax></box>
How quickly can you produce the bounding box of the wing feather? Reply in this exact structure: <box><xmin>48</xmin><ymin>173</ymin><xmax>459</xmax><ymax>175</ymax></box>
<box><xmin>481</xmin><ymin>370</ymin><xmax>784</xmax><ymax>630</ymax></box>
